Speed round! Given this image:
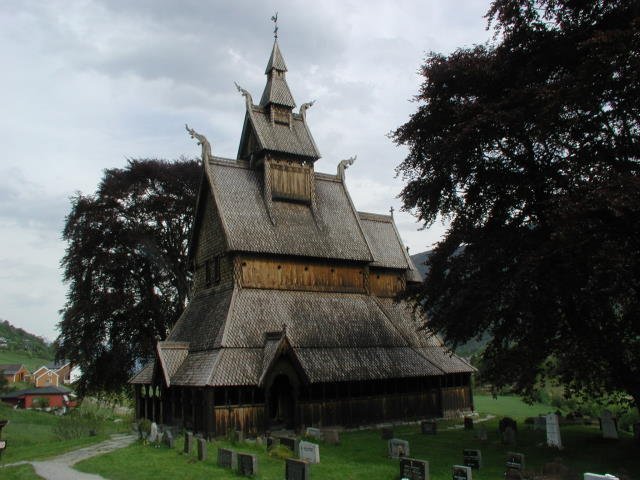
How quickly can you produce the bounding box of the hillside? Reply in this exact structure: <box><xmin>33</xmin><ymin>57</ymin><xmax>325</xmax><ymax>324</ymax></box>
<box><xmin>0</xmin><ymin>319</ymin><xmax>54</xmax><ymax>371</ymax></box>
<box><xmin>410</xmin><ymin>251</ymin><xmax>490</xmax><ymax>358</ymax></box>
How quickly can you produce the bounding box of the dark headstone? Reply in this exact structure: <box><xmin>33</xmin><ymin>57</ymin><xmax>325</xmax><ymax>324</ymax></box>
<box><xmin>237</xmin><ymin>452</ymin><xmax>258</xmax><ymax>476</ymax></box>
<box><xmin>388</xmin><ymin>438</ymin><xmax>410</xmax><ymax>458</ymax></box>
<box><xmin>381</xmin><ymin>426</ymin><xmax>394</xmax><ymax>440</ymax></box>
<box><xmin>463</xmin><ymin>417</ymin><xmax>473</xmax><ymax>430</ymax></box>
<box><xmin>163</xmin><ymin>430</ymin><xmax>175</xmax><ymax>449</ymax></box>
<box><xmin>286</xmin><ymin>458</ymin><xmax>311</xmax><ymax>480</ymax></box>
<box><xmin>502</xmin><ymin>426</ymin><xmax>516</xmax><ymax>445</ymax></box>
<box><xmin>462</xmin><ymin>449</ymin><xmax>481</xmax><ymax>469</ymax></box>
<box><xmin>421</xmin><ymin>420</ymin><xmax>437</xmax><ymax>435</ymax></box>
<box><xmin>499</xmin><ymin>417</ymin><xmax>517</xmax><ymax>434</ymax></box>
<box><xmin>400</xmin><ymin>457</ymin><xmax>429</xmax><ymax>480</ymax></box>
<box><xmin>453</xmin><ymin>465</ymin><xmax>472</xmax><ymax>480</ymax></box>
<box><xmin>276</xmin><ymin>435</ymin><xmax>298</xmax><ymax>453</ymax></box>
<box><xmin>217</xmin><ymin>447</ymin><xmax>238</xmax><ymax>469</ymax></box>
<box><xmin>184</xmin><ymin>432</ymin><xmax>194</xmax><ymax>454</ymax></box>
<box><xmin>504</xmin><ymin>468</ymin><xmax>523</xmax><ymax>480</ymax></box>
<box><xmin>505</xmin><ymin>452</ymin><xmax>525</xmax><ymax>471</ymax></box>
<box><xmin>197</xmin><ymin>437</ymin><xmax>207</xmax><ymax>461</ymax></box>
<box><xmin>323</xmin><ymin>429</ymin><xmax>340</xmax><ymax>445</ymax></box>
<box><xmin>266</xmin><ymin>436</ymin><xmax>276</xmax><ymax>449</ymax></box>
<box><xmin>475</xmin><ymin>427</ymin><xmax>487</xmax><ymax>441</ymax></box>
<box><xmin>236</xmin><ymin>430</ymin><xmax>245</xmax><ymax>442</ymax></box>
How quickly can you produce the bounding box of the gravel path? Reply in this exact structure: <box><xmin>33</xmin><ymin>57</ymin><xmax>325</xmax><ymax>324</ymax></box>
<box><xmin>5</xmin><ymin>433</ymin><xmax>136</xmax><ymax>480</ymax></box>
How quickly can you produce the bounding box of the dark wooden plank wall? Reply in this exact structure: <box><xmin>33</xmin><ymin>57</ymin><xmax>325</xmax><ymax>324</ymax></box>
<box><xmin>441</xmin><ymin>386</ymin><xmax>472</xmax><ymax>417</ymax></box>
<box><xmin>214</xmin><ymin>405</ymin><xmax>265</xmax><ymax>436</ymax></box>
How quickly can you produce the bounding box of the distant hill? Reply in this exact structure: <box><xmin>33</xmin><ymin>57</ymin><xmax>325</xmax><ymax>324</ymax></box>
<box><xmin>0</xmin><ymin>319</ymin><xmax>55</xmax><ymax>371</ymax></box>
<box><xmin>410</xmin><ymin>251</ymin><xmax>490</xmax><ymax>359</ymax></box>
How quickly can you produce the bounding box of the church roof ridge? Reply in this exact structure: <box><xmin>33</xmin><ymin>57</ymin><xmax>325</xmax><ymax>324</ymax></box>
<box><xmin>264</xmin><ymin>39</ymin><xmax>288</xmax><ymax>74</ymax></box>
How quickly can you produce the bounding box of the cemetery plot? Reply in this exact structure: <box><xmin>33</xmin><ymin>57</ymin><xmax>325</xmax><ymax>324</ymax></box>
<box><xmin>217</xmin><ymin>447</ymin><xmax>238</xmax><ymax>470</ymax></box>
<box><xmin>453</xmin><ymin>465</ymin><xmax>472</xmax><ymax>480</ymax></box>
<box><xmin>462</xmin><ymin>449</ymin><xmax>481</xmax><ymax>469</ymax></box>
<box><xmin>197</xmin><ymin>437</ymin><xmax>207</xmax><ymax>461</ymax></box>
<box><xmin>298</xmin><ymin>440</ymin><xmax>320</xmax><ymax>464</ymax></box>
<box><xmin>464</xmin><ymin>417</ymin><xmax>473</xmax><ymax>430</ymax></box>
<box><xmin>305</xmin><ymin>427</ymin><xmax>322</xmax><ymax>440</ymax></box>
<box><xmin>506</xmin><ymin>452</ymin><xmax>525</xmax><ymax>470</ymax></box>
<box><xmin>399</xmin><ymin>457</ymin><xmax>429</xmax><ymax>480</ymax></box>
<box><xmin>237</xmin><ymin>452</ymin><xmax>258</xmax><ymax>476</ymax></box>
<box><xmin>388</xmin><ymin>438</ymin><xmax>410</xmax><ymax>458</ymax></box>
<box><xmin>183</xmin><ymin>432</ymin><xmax>194</xmax><ymax>454</ymax></box>
<box><xmin>285</xmin><ymin>458</ymin><xmax>311</xmax><ymax>480</ymax></box>
<box><xmin>600</xmin><ymin>411</ymin><xmax>619</xmax><ymax>440</ymax></box>
<box><xmin>545</xmin><ymin>413</ymin><xmax>562</xmax><ymax>449</ymax></box>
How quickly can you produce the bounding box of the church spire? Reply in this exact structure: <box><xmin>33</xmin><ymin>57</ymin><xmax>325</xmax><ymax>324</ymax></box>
<box><xmin>260</xmin><ymin>39</ymin><xmax>296</xmax><ymax>109</ymax></box>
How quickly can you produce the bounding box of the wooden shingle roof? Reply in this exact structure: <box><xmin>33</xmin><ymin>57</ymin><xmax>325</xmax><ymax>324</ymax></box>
<box><xmin>206</xmin><ymin>158</ymin><xmax>372</xmax><ymax>262</ymax></box>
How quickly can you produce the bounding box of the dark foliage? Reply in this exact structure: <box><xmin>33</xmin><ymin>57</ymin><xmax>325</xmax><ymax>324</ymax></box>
<box><xmin>57</xmin><ymin>159</ymin><xmax>201</xmax><ymax>395</ymax></box>
<box><xmin>394</xmin><ymin>1</ymin><xmax>640</xmax><ymax>409</ymax></box>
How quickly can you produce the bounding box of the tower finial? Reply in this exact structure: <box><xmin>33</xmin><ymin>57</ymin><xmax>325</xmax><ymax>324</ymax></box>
<box><xmin>271</xmin><ymin>12</ymin><xmax>278</xmax><ymax>39</ymax></box>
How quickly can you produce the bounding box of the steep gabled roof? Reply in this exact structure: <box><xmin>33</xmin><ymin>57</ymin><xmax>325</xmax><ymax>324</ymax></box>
<box><xmin>0</xmin><ymin>364</ymin><xmax>24</xmax><ymax>375</ymax></box>
<box><xmin>156</xmin><ymin>341</ymin><xmax>189</xmax><ymax>387</ymax></box>
<box><xmin>204</xmin><ymin>157</ymin><xmax>372</xmax><ymax>262</ymax></box>
<box><xmin>264</xmin><ymin>40</ymin><xmax>287</xmax><ymax>73</ymax></box>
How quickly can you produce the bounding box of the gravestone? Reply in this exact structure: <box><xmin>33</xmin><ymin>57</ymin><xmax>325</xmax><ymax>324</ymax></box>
<box><xmin>388</xmin><ymin>438</ymin><xmax>410</xmax><ymax>458</ymax></box>
<box><xmin>505</xmin><ymin>468</ymin><xmax>523</xmax><ymax>480</ymax></box>
<box><xmin>381</xmin><ymin>426</ymin><xmax>394</xmax><ymax>440</ymax></box>
<box><xmin>323</xmin><ymin>429</ymin><xmax>340</xmax><ymax>445</ymax></box>
<box><xmin>499</xmin><ymin>417</ymin><xmax>517</xmax><ymax>434</ymax></box>
<box><xmin>464</xmin><ymin>417</ymin><xmax>474</xmax><ymax>430</ymax></box>
<box><xmin>600</xmin><ymin>410</ymin><xmax>618</xmax><ymax>440</ymax></box>
<box><xmin>197</xmin><ymin>437</ymin><xmax>207</xmax><ymax>461</ymax></box>
<box><xmin>421</xmin><ymin>420</ymin><xmax>437</xmax><ymax>435</ymax></box>
<box><xmin>502</xmin><ymin>426</ymin><xmax>516</xmax><ymax>445</ymax></box>
<box><xmin>276</xmin><ymin>435</ymin><xmax>298</xmax><ymax>453</ymax></box>
<box><xmin>400</xmin><ymin>457</ymin><xmax>429</xmax><ymax>480</ymax></box>
<box><xmin>584</xmin><ymin>474</ymin><xmax>620</xmax><ymax>480</ymax></box>
<box><xmin>266</xmin><ymin>436</ymin><xmax>276</xmax><ymax>449</ymax></box>
<box><xmin>237</xmin><ymin>452</ymin><xmax>258</xmax><ymax>476</ymax></box>
<box><xmin>217</xmin><ymin>447</ymin><xmax>238</xmax><ymax>469</ymax></box>
<box><xmin>453</xmin><ymin>465</ymin><xmax>472</xmax><ymax>480</ymax></box>
<box><xmin>286</xmin><ymin>458</ymin><xmax>311</xmax><ymax>480</ymax></box>
<box><xmin>475</xmin><ymin>427</ymin><xmax>487</xmax><ymax>441</ymax></box>
<box><xmin>545</xmin><ymin>413</ymin><xmax>562</xmax><ymax>449</ymax></box>
<box><xmin>298</xmin><ymin>441</ymin><xmax>320</xmax><ymax>464</ymax></box>
<box><xmin>163</xmin><ymin>430</ymin><xmax>175</xmax><ymax>449</ymax></box>
<box><xmin>148</xmin><ymin>422</ymin><xmax>158</xmax><ymax>443</ymax></box>
<box><xmin>506</xmin><ymin>452</ymin><xmax>525</xmax><ymax>471</ymax></box>
<box><xmin>633</xmin><ymin>422</ymin><xmax>640</xmax><ymax>442</ymax></box>
<box><xmin>305</xmin><ymin>427</ymin><xmax>322</xmax><ymax>440</ymax></box>
<box><xmin>462</xmin><ymin>449</ymin><xmax>482</xmax><ymax>469</ymax></box>
<box><xmin>184</xmin><ymin>432</ymin><xmax>194</xmax><ymax>454</ymax></box>
<box><xmin>534</xmin><ymin>416</ymin><xmax>546</xmax><ymax>431</ymax></box>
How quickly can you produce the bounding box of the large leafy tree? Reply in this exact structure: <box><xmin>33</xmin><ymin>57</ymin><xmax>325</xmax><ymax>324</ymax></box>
<box><xmin>394</xmin><ymin>0</ymin><xmax>640</xmax><ymax>410</ymax></box>
<box><xmin>58</xmin><ymin>159</ymin><xmax>201</xmax><ymax>394</ymax></box>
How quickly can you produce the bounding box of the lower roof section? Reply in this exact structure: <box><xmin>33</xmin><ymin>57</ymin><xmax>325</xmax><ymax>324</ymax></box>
<box><xmin>130</xmin><ymin>287</ymin><xmax>475</xmax><ymax>388</ymax></box>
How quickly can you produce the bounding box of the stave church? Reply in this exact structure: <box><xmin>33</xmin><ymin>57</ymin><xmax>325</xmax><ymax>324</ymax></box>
<box><xmin>130</xmin><ymin>32</ymin><xmax>474</xmax><ymax>437</ymax></box>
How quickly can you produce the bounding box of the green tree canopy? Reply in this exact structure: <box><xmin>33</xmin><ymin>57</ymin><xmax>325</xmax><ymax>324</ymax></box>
<box><xmin>394</xmin><ymin>0</ymin><xmax>640</xmax><ymax>409</ymax></box>
<box><xmin>58</xmin><ymin>159</ymin><xmax>201</xmax><ymax>395</ymax></box>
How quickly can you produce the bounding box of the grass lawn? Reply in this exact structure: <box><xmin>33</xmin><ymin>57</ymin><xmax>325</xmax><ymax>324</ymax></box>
<box><xmin>0</xmin><ymin>351</ymin><xmax>52</xmax><ymax>372</ymax></box>
<box><xmin>2</xmin><ymin>464</ymin><xmax>42</xmax><ymax>480</ymax></box>
<box><xmin>474</xmin><ymin>393</ymin><xmax>557</xmax><ymax>420</ymax></box>
<box><xmin>75</xmin><ymin>396</ymin><xmax>639</xmax><ymax>480</ymax></box>
<box><xmin>0</xmin><ymin>402</ymin><xmax>128</xmax><ymax>465</ymax></box>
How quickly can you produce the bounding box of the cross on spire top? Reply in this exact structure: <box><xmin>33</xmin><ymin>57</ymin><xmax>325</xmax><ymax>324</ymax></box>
<box><xmin>271</xmin><ymin>12</ymin><xmax>278</xmax><ymax>39</ymax></box>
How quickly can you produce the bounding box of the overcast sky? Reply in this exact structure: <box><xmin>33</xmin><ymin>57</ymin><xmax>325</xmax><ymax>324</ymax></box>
<box><xmin>0</xmin><ymin>0</ymin><xmax>491</xmax><ymax>341</ymax></box>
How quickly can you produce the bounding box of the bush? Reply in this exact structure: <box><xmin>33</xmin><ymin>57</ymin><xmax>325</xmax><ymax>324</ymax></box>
<box><xmin>268</xmin><ymin>444</ymin><xmax>294</xmax><ymax>460</ymax></box>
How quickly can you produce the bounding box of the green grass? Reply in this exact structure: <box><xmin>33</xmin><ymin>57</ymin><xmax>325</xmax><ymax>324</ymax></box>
<box><xmin>0</xmin><ymin>351</ymin><xmax>52</xmax><ymax>373</ymax></box>
<box><xmin>1</xmin><ymin>464</ymin><xmax>43</xmax><ymax>480</ymax></box>
<box><xmin>75</xmin><ymin>396</ymin><xmax>640</xmax><ymax>480</ymax></box>
<box><xmin>0</xmin><ymin>402</ymin><xmax>128</xmax><ymax>465</ymax></box>
<box><xmin>474</xmin><ymin>394</ymin><xmax>556</xmax><ymax>420</ymax></box>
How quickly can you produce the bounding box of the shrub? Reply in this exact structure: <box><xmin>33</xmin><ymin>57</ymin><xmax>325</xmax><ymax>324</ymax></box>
<box><xmin>268</xmin><ymin>444</ymin><xmax>294</xmax><ymax>460</ymax></box>
<box><xmin>32</xmin><ymin>397</ymin><xmax>50</xmax><ymax>409</ymax></box>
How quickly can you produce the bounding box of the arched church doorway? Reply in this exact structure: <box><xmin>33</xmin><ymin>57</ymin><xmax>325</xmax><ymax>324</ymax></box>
<box><xmin>268</xmin><ymin>374</ymin><xmax>295</xmax><ymax>429</ymax></box>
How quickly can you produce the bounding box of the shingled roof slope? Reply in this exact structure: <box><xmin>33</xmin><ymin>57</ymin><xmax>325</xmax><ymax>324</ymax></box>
<box><xmin>129</xmin><ymin>360</ymin><xmax>154</xmax><ymax>384</ymax></box>
<box><xmin>156</xmin><ymin>342</ymin><xmax>189</xmax><ymax>387</ymax></box>
<box><xmin>0</xmin><ymin>364</ymin><xmax>24</xmax><ymax>375</ymax></box>
<box><xmin>244</xmin><ymin>108</ymin><xmax>319</xmax><ymax>159</ymax></box>
<box><xmin>206</xmin><ymin>158</ymin><xmax>372</xmax><ymax>262</ymax></box>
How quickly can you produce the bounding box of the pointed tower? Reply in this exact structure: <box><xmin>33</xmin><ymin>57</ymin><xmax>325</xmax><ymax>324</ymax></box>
<box><xmin>237</xmin><ymin>38</ymin><xmax>320</xmax><ymax>205</ymax></box>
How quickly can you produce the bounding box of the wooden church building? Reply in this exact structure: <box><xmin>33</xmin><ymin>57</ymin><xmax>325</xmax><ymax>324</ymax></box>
<box><xmin>130</xmin><ymin>36</ymin><xmax>474</xmax><ymax>436</ymax></box>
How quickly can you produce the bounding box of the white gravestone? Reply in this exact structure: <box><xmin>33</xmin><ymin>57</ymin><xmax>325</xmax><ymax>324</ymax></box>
<box><xmin>148</xmin><ymin>422</ymin><xmax>158</xmax><ymax>443</ymax></box>
<box><xmin>453</xmin><ymin>465</ymin><xmax>472</xmax><ymax>480</ymax></box>
<box><xmin>389</xmin><ymin>438</ymin><xmax>410</xmax><ymax>458</ymax></box>
<box><xmin>600</xmin><ymin>410</ymin><xmax>618</xmax><ymax>439</ymax></box>
<box><xmin>305</xmin><ymin>427</ymin><xmax>322</xmax><ymax>440</ymax></box>
<box><xmin>298</xmin><ymin>440</ymin><xmax>320</xmax><ymax>464</ymax></box>
<box><xmin>584</xmin><ymin>474</ymin><xmax>619</xmax><ymax>480</ymax></box>
<box><xmin>545</xmin><ymin>413</ymin><xmax>562</xmax><ymax>449</ymax></box>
